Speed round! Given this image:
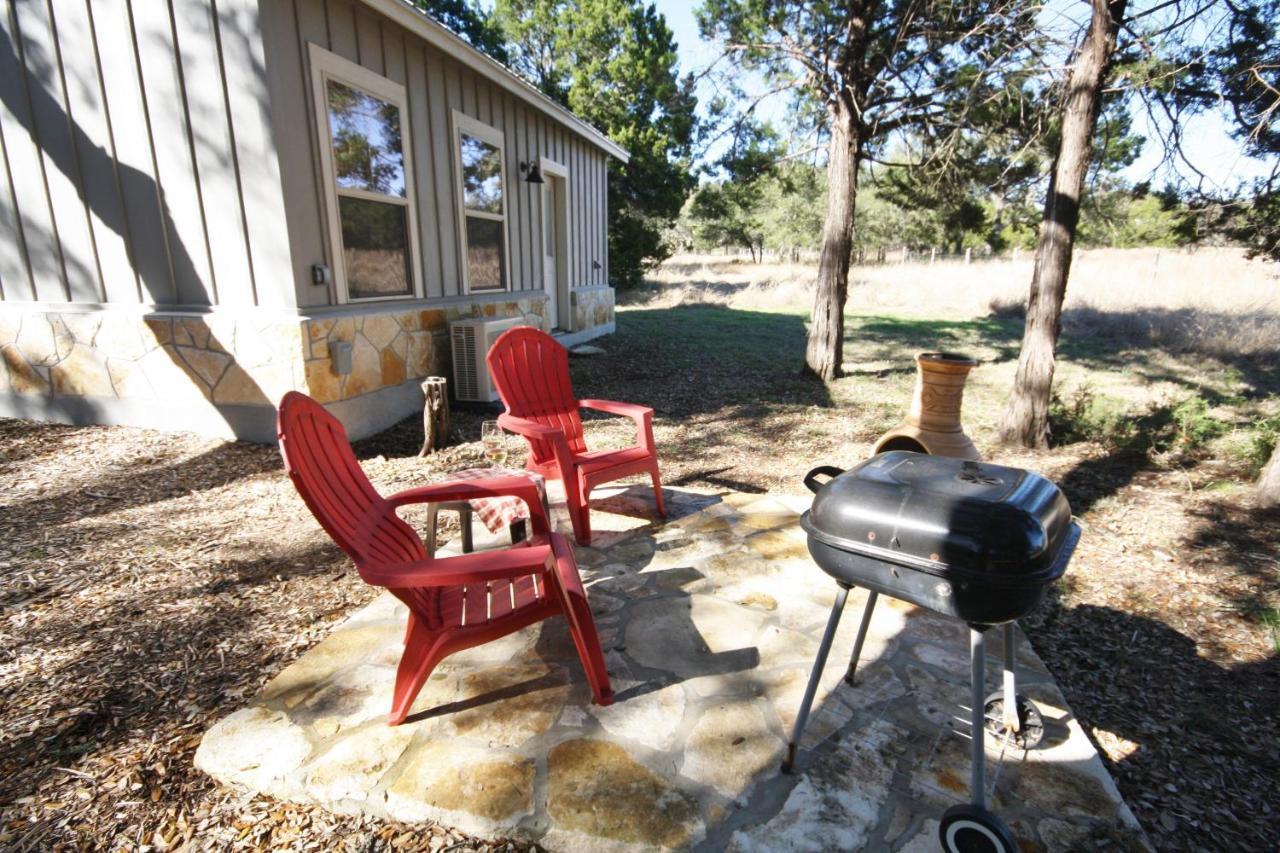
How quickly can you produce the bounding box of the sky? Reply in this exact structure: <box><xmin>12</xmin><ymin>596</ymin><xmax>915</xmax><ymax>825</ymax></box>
<box><xmin>653</xmin><ymin>0</ymin><xmax>1273</xmax><ymax>192</ymax></box>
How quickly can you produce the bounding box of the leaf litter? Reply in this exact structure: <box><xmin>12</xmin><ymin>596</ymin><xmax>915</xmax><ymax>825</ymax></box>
<box><xmin>2</xmin><ymin>327</ymin><xmax>1277</xmax><ymax>851</ymax></box>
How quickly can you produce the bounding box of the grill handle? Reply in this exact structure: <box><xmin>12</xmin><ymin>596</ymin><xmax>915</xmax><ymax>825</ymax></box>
<box><xmin>803</xmin><ymin>465</ymin><xmax>846</xmax><ymax>494</ymax></box>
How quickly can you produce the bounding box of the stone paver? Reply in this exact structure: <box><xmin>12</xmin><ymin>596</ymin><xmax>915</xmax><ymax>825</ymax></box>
<box><xmin>196</xmin><ymin>485</ymin><xmax>1150</xmax><ymax>851</ymax></box>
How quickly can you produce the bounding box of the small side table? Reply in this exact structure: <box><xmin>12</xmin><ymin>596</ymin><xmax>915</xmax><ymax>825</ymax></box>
<box><xmin>424</xmin><ymin>467</ymin><xmax>549</xmax><ymax>557</ymax></box>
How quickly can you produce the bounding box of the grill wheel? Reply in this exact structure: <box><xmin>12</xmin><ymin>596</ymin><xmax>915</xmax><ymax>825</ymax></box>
<box><xmin>939</xmin><ymin>803</ymin><xmax>1017</xmax><ymax>853</ymax></box>
<box><xmin>983</xmin><ymin>691</ymin><xmax>1046</xmax><ymax>750</ymax></box>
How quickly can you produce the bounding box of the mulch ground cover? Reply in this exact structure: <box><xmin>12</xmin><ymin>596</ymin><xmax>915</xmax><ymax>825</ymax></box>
<box><xmin>2</xmin><ymin>305</ymin><xmax>1277</xmax><ymax>851</ymax></box>
<box><xmin>0</xmin><ymin>417</ymin><xmax>531</xmax><ymax>852</ymax></box>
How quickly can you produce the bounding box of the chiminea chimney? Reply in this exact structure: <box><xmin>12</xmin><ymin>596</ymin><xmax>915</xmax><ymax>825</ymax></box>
<box><xmin>873</xmin><ymin>352</ymin><xmax>980</xmax><ymax>460</ymax></box>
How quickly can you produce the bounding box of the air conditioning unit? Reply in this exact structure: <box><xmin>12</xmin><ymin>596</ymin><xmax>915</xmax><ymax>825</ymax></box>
<box><xmin>450</xmin><ymin>316</ymin><xmax>529</xmax><ymax>402</ymax></box>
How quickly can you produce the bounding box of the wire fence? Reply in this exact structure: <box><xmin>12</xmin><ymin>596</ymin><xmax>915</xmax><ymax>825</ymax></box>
<box><xmin>710</xmin><ymin>246</ymin><xmax>1033</xmax><ymax>266</ymax></box>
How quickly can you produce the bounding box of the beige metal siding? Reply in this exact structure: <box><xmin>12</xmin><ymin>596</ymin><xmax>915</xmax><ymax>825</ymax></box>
<box><xmin>18</xmin><ymin>0</ymin><xmax>102</xmax><ymax>304</ymax></box>
<box><xmin>50</xmin><ymin>0</ymin><xmax>136</xmax><ymax>305</ymax></box>
<box><xmin>0</xmin><ymin>0</ymin><xmax>290</xmax><ymax>308</ymax></box>
<box><xmin>0</xmin><ymin>0</ymin><xmax>615</xmax><ymax>311</ymax></box>
<box><xmin>267</xmin><ymin>0</ymin><xmax>615</xmax><ymax>308</ymax></box>
<box><xmin>91</xmin><ymin>0</ymin><xmax>176</xmax><ymax>305</ymax></box>
<box><xmin>423</xmin><ymin>47</ymin><xmax>457</xmax><ymax>296</ymax></box>
<box><xmin>219</xmin><ymin>0</ymin><xmax>294</xmax><ymax>309</ymax></box>
<box><xmin>3</xmin><ymin>1</ymin><xmax>74</xmax><ymax>303</ymax></box>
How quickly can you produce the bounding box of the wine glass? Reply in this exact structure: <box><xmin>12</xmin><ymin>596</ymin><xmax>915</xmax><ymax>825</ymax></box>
<box><xmin>481</xmin><ymin>420</ymin><xmax>508</xmax><ymax>468</ymax></box>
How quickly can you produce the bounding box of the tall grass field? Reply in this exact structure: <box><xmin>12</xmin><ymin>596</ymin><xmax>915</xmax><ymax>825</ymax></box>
<box><xmin>639</xmin><ymin>248</ymin><xmax>1279</xmax><ymax>359</ymax></box>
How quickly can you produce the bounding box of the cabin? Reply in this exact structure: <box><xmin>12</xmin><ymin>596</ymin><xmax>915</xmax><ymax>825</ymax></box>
<box><xmin>0</xmin><ymin>0</ymin><xmax>625</xmax><ymax>441</ymax></box>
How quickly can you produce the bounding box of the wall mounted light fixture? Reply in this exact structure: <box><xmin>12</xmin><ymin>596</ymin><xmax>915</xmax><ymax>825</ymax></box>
<box><xmin>519</xmin><ymin>161</ymin><xmax>545</xmax><ymax>184</ymax></box>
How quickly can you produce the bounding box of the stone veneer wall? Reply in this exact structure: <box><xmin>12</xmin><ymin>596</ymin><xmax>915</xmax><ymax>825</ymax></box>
<box><xmin>300</xmin><ymin>295</ymin><xmax>548</xmax><ymax>405</ymax></box>
<box><xmin>0</xmin><ymin>292</ymin><xmax>559</xmax><ymax>441</ymax></box>
<box><xmin>0</xmin><ymin>308</ymin><xmax>304</xmax><ymax>411</ymax></box>
<box><xmin>570</xmin><ymin>286</ymin><xmax>615</xmax><ymax>332</ymax></box>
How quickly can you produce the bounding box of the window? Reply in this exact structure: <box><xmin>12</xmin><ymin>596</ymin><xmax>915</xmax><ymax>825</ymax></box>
<box><xmin>453</xmin><ymin>112</ymin><xmax>509</xmax><ymax>292</ymax></box>
<box><xmin>310</xmin><ymin>45</ymin><xmax>420</xmax><ymax>302</ymax></box>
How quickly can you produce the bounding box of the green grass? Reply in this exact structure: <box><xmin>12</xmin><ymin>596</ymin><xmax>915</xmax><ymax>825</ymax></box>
<box><xmin>1262</xmin><ymin>608</ymin><xmax>1280</xmax><ymax>653</ymax></box>
<box><xmin>592</xmin><ymin>299</ymin><xmax>1278</xmax><ymax>484</ymax></box>
<box><xmin>845</xmin><ymin>313</ymin><xmax>1023</xmax><ymax>364</ymax></box>
<box><xmin>575</xmin><ymin>304</ymin><xmax>830</xmax><ymax>418</ymax></box>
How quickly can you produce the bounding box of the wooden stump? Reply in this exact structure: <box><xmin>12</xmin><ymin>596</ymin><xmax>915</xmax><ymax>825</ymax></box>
<box><xmin>419</xmin><ymin>377</ymin><xmax>450</xmax><ymax>456</ymax></box>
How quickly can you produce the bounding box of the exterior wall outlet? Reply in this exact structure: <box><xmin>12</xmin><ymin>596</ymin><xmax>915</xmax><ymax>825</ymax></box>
<box><xmin>311</xmin><ymin>263</ymin><xmax>331</xmax><ymax>285</ymax></box>
<box><xmin>330</xmin><ymin>340</ymin><xmax>353</xmax><ymax>375</ymax></box>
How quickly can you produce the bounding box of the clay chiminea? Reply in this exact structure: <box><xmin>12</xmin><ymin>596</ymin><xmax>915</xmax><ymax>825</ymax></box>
<box><xmin>873</xmin><ymin>352</ymin><xmax>980</xmax><ymax>460</ymax></box>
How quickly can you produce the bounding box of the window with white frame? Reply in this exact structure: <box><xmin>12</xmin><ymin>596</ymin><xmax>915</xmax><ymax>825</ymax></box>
<box><xmin>452</xmin><ymin>112</ymin><xmax>509</xmax><ymax>292</ymax></box>
<box><xmin>310</xmin><ymin>44</ymin><xmax>420</xmax><ymax>302</ymax></box>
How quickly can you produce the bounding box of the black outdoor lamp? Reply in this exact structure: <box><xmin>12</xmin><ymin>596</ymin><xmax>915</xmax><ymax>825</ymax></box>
<box><xmin>519</xmin><ymin>161</ymin><xmax>545</xmax><ymax>184</ymax></box>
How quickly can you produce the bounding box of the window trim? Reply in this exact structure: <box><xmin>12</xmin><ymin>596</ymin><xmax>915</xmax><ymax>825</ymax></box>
<box><xmin>451</xmin><ymin>110</ymin><xmax>511</xmax><ymax>294</ymax></box>
<box><xmin>309</xmin><ymin>43</ymin><xmax>422</xmax><ymax>304</ymax></box>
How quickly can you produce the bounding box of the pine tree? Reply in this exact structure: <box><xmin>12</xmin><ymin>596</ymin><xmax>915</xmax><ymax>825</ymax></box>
<box><xmin>999</xmin><ymin>0</ymin><xmax>1128</xmax><ymax>448</ymax></box>
<box><xmin>999</xmin><ymin>0</ymin><xmax>1276</xmax><ymax>448</ymax></box>
<box><xmin>493</xmin><ymin>0</ymin><xmax>697</xmax><ymax>287</ymax></box>
<box><xmin>410</xmin><ymin>0</ymin><xmax>508</xmax><ymax>61</ymax></box>
<box><xmin>697</xmin><ymin>0</ymin><xmax>1041</xmax><ymax>380</ymax></box>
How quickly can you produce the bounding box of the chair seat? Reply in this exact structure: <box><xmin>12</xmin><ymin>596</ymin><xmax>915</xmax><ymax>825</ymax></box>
<box><xmin>573</xmin><ymin>445</ymin><xmax>652</xmax><ymax>475</ymax></box>
<box><xmin>487</xmin><ymin>326</ymin><xmax>666</xmax><ymax>545</ymax></box>
<box><xmin>276</xmin><ymin>391</ymin><xmax>613</xmax><ymax>725</ymax></box>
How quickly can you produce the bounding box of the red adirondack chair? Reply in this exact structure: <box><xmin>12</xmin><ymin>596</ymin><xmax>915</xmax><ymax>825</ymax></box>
<box><xmin>276</xmin><ymin>391</ymin><xmax>613</xmax><ymax>725</ymax></box>
<box><xmin>487</xmin><ymin>327</ymin><xmax>666</xmax><ymax>545</ymax></box>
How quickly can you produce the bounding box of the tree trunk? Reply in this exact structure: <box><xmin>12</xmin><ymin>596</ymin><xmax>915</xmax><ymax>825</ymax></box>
<box><xmin>805</xmin><ymin>96</ymin><xmax>860</xmax><ymax>380</ymax></box>
<box><xmin>998</xmin><ymin>0</ymin><xmax>1127</xmax><ymax>448</ymax></box>
<box><xmin>1260</xmin><ymin>444</ymin><xmax>1280</xmax><ymax>506</ymax></box>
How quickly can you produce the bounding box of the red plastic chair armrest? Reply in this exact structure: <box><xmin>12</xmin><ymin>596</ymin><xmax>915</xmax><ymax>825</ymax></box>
<box><xmin>386</xmin><ymin>476</ymin><xmax>550</xmax><ymax>535</ymax></box>
<box><xmin>359</xmin><ymin>543</ymin><xmax>555</xmax><ymax>588</ymax></box>
<box><xmin>497</xmin><ymin>413</ymin><xmax>578</xmax><ymax>481</ymax></box>
<box><xmin>578</xmin><ymin>399</ymin><xmax>656</xmax><ymax>452</ymax></box>
<box><xmin>497</xmin><ymin>413</ymin><xmax>561</xmax><ymax>440</ymax></box>
<box><xmin>578</xmin><ymin>399</ymin><xmax>652</xmax><ymax>419</ymax></box>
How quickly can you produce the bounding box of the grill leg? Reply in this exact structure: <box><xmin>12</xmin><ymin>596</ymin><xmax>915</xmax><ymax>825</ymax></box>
<box><xmin>970</xmin><ymin>626</ymin><xmax>987</xmax><ymax>809</ymax></box>
<box><xmin>1002</xmin><ymin>622</ymin><xmax>1019</xmax><ymax>734</ymax></box>
<box><xmin>843</xmin><ymin>591</ymin><xmax>879</xmax><ymax>686</ymax></box>
<box><xmin>783</xmin><ymin>585</ymin><xmax>849</xmax><ymax>773</ymax></box>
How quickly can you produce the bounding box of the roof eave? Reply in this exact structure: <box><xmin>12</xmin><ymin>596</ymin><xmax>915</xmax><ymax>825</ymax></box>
<box><xmin>362</xmin><ymin>0</ymin><xmax>631</xmax><ymax>164</ymax></box>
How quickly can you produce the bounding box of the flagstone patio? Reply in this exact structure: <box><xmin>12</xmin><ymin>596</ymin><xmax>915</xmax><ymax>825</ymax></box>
<box><xmin>195</xmin><ymin>486</ymin><xmax>1150</xmax><ymax>851</ymax></box>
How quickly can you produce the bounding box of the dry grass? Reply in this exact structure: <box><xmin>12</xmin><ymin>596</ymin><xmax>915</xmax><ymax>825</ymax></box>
<box><xmin>344</xmin><ymin>248</ymin><xmax>410</xmax><ymax>298</ymax></box>
<box><xmin>638</xmin><ymin>248</ymin><xmax>1280</xmax><ymax>388</ymax></box>
<box><xmin>642</xmin><ymin>247</ymin><xmax>1280</xmax><ymax>331</ymax></box>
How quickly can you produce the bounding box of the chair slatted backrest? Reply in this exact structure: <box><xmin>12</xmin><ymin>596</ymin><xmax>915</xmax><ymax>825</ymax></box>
<box><xmin>488</xmin><ymin>327</ymin><xmax>588</xmax><ymax>465</ymax></box>
<box><xmin>277</xmin><ymin>392</ymin><xmax>426</xmax><ymax>576</ymax></box>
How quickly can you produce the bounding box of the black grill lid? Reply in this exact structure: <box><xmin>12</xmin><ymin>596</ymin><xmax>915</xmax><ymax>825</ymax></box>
<box><xmin>802</xmin><ymin>451</ymin><xmax>1075</xmax><ymax>579</ymax></box>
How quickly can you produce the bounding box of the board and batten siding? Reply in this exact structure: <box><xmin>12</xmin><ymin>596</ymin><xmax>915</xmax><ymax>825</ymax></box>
<box><xmin>262</xmin><ymin>0</ymin><xmax>613</xmax><ymax>309</ymax></box>
<box><xmin>0</xmin><ymin>0</ymin><xmax>292</xmax><ymax>309</ymax></box>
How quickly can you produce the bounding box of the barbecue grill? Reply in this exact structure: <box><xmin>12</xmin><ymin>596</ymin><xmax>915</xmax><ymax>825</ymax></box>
<box><xmin>782</xmin><ymin>451</ymin><xmax>1081</xmax><ymax>853</ymax></box>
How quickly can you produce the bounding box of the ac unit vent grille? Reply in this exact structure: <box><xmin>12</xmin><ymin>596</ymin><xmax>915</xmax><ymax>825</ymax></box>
<box><xmin>451</xmin><ymin>325</ymin><xmax>479</xmax><ymax>400</ymax></box>
<box><xmin>450</xmin><ymin>316</ymin><xmax>529</xmax><ymax>402</ymax></box>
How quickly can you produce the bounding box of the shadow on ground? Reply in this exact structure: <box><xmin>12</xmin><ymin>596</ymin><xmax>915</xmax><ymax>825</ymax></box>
<box><xmin>574</xmin><ymin>305</ymin><xmax>832</xmax><ymax>415</ymax></box>
<box><xmin>0</xmin><ymin>420</ymin><xmax>366</xmax><ymax>844</ymax></box>
<box><xmin>845</xmin><ymin>314</ymin><xmax>1023</xmax><ymax>368</ymax></box>
<box><xmin>0</xmin><ymin>434</ymin><xmax>279</xmax><ymax>528</ymax></box>
<box><xmin>1023</xmin><ymin>586</ymin><xmax>1278</xmax><ymax>851</ymax></box>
